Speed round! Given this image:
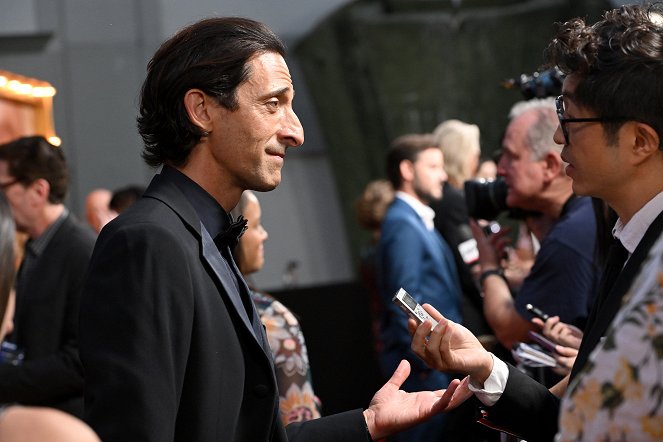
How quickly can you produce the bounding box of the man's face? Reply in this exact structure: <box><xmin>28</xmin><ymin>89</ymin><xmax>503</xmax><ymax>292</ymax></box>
<box><xmin>206</xmin><ymin>51</ymin><xmax>304</xmax><ymax>193</ymax></box>
<box><xmin>0</xmin><ymin>160</ymin><xmax>33</xmax><ymax>233</ymax></box>
<box><xmin>498</xmin><ymin>111</ymin><xmax>547</xmax><ymax>211</ymax></box>
<box><xmin>554</xmin><ymin>74</ymin><xmax>625</xmax><ymax>201</ymax></box>
<box><xmin>411</xmin><ymin>147</ymin><xmax>447</xmax><ymax>203</ymax></box>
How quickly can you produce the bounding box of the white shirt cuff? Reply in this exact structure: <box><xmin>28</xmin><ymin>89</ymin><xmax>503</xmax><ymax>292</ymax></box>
<box><xmin>467</xmin><ymin>353</ymin><xmax>509</xmax><ymax>407</ymax></box>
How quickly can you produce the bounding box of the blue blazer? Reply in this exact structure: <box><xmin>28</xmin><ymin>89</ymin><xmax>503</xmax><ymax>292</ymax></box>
<box><xmin>377</xmin><ymin>197</ymin><xmax>462</xmax><ymax>390</ymax></box>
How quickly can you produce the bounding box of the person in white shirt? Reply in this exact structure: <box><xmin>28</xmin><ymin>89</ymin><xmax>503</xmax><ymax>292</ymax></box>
<box><xmin>410</xmin><ymin>4</ymin><xmax>663</xmax><ymax>441</ymax></box>
<box><xmin>377</xmin><ymin>133</ymin><xmax>463</xmax><ymax>441</ymax></box>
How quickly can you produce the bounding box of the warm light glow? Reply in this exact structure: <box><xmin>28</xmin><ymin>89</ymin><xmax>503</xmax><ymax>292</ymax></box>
<box><xmin>0</xmin><ymin>70</ymin><xmax>59</xmax><ymax>144</ymax></box>
<box><xmin>0</xmin><ymin>72</ymin><xmax>56</xmax><ymax>99</ymax></box>
<box><xmin>48</xmin><ymin>136</ymin><xmax>61</xmax><ymax>147</ymax></box>
<box><xmin>32</xmin><ymin>86</ymin><xmax>56</xmax><ymax>97</ymax></box>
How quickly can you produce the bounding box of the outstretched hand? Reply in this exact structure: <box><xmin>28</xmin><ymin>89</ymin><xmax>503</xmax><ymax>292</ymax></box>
<box><xmin>410</xmin><ymin>304</ymin><xmax>493</xmax><ymax>385</ymax></box>
<box><xmin>363</xmin><ymin>360</ymin><xmax>472</xmax><ymax>440</ymax></box>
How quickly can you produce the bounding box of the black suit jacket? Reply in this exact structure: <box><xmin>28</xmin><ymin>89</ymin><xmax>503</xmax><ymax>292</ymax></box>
<box><xmin>0</xmin><ymin>214</ymin><xmax>95</xmax><ymax>416</ymax></box>
<box><xmin>484</xmin><ymin>209</ymin><xmax>663</xmax><ymax>442</ymax></box>
<box><xmin>80</xmin><ymin>173</ymin><xmax>368</xmax><ymax>442</ymax></box>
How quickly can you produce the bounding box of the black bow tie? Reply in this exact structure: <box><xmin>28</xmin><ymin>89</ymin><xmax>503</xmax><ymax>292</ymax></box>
<box><xmin>214</xmin><ymin>215</ymin><xmax>248</xmax><ymax>249</ymax></box>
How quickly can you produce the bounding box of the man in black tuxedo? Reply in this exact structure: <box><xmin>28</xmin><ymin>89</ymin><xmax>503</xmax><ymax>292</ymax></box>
<box><xmin>79</xmin><ymin>17</ymin><xmax>462</xmax><ymax>442</ymax></box>
<box><xmin>0</xmin><ymin>136</ymin><xmax>96</xmax><ymax>416</ymax></box>
<box><xmin>411</xmin><ymin>4</ymin><xmax>663</xmax><ymax>441</ymax></box>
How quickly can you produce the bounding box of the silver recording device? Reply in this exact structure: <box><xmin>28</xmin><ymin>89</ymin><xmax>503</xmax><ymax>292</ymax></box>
<box><xmin>392</xmin><ymin>288</ymin><xmax>438</xmax><ymax>330</ymax></box>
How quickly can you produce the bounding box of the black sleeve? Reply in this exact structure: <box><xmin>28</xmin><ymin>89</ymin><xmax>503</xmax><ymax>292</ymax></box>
<box><xmin>286</xmin><ymin>409</ymin><xmax>371</xmax><ymax>441</ymax></box>
<box><xmin>481</xmin><ymin>364</ymin><xmax>560</xmax><ymax>442</ymax></box>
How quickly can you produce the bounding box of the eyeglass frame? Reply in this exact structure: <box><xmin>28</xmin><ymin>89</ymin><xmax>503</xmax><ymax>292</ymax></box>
<box><xmin>0</xmin><ymin>177</ymin><xmax>24</xmax><ymax>191</ymax></box>
<box><xmin>555</xmin><ymin>95</ymin><xmax>634</xmax><ymax>145</ymax></box>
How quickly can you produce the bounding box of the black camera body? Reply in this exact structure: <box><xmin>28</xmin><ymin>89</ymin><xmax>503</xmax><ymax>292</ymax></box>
<box><xmin>464</xmin><ymin>177</ymin><xmax>509</xmax><ymax>220</ymax></box>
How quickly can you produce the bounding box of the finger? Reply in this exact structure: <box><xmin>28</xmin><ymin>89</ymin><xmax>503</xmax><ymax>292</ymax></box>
<box><xmin>543</xmin><ymin>316</ymin><xmax>561</xmax><ymax>335</ymax></box>
<box><xmin>407</xmin><ymin>318</ymin><xmax>419</xmax><ymax>336</ymax></box>
<box><xmin>554</xmin><ymin>345</ymin><xmax>578</xmax><ymax>357</ymax></box>
<box><xmin>468</xmin><ymin>218</ymin><xmax>484</xmax><ymax>239</ymax></box>
<box><xmin>421</xmin><ymin>303</ymin><xmax>443</xmax><ymax>321</ymax></box>
<box><xmin>531</xmin><ymin>318</ymin><xmax>545</xmax><ymax>328</ymax></box>
<box><xmin>425</xmin><ymin>317</ymin><xmax>449</xmax><ymax>368</ymax></box>
<box><xmin>555</xmin><ymin>356</ymin><xmax>575</xmax><ymax>369</ymax></box>
<box><xmin>386</xmin><ymin>360</ymin><xmax>411</xmax><ymax>389</ymax></box>
<box><xmin>411</xmin><ymin>321</ymin><xmax>433</xmax><ymax>358</ymax></box>
<box><xmin>431</xmin><ymin>379</ymin><xmax>461</xmax><ymax>413</ymax></box>
<box><xmin>446</xmin><ymin>376</ymin><xmax>474</xmax><ymax>411</ymax></box>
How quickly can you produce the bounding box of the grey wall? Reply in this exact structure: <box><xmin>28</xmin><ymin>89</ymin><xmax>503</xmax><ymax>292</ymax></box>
<box><xmin>0</xmin><ymin>0</ymin><xmax>355</xmax><ymax>290</ymax></box>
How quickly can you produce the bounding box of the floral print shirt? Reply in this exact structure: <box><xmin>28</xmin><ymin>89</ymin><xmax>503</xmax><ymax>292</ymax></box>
<box><xmin>250</xmin><ymin>289</ymin><xmax>322</xmax><ymax>425</ymax></box>
<box><xmin>558</xmin><ymin>233</ymin><xmax>663</xmax><ymax>441</ymax></box>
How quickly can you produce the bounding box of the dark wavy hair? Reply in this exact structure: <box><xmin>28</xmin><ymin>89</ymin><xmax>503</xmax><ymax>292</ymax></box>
<box><xmin>138</xmin><ymin>17</ymin><xmax>286</xmax><ymax>167</ymax></box>
<box><xmin>0</xmin><ymin>136</ymin><xmax>68</xmax><ymax>203</ymax></box>
<box><xmin>544</xmin><ymin>3</ymin><xmax>663</xmax><ymax>147</ymax></box>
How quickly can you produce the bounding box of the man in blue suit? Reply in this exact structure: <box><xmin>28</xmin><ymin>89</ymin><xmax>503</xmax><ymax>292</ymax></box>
<box><xmin>377</xmin><ymin>133</ymin><xmax>462</xmax><ymax>441</ymax></box>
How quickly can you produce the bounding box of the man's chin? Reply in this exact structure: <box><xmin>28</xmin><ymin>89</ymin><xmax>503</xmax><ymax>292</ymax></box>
<box><xmin>251</xmin><ymin>178</ymin><xmax>281</xmax><ymax>192</ymax></box>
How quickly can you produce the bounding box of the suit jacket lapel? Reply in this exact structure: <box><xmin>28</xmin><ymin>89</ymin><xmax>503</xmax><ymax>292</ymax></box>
<box><xmin>571</xmin><ymin>209</ymin><xmax>663</xmax><ymax>380</ymax></box>
<box><xmin>199</xmin><ymin>224</ymin><xmax>260</xmax><ymax>343</ymax></box>
<box><xmin>144</xmin><ymin>173</ymin><xmax>265</xmax><ymax>349</ymax></box>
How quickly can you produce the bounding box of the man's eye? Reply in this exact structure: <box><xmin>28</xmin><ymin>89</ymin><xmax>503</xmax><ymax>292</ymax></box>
<box><xmin>266</xmin><ymin>100</ymin><xmax>279</xmax><ymax>109</ymax></box>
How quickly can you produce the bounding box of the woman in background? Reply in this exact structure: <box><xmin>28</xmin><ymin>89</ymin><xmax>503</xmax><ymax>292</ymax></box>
<box><xmin>231</xmin><ymin>191</ymin><xmax>321</xmax><ymax>425</ymax></box>
<box><xmin>0</xmin><ymin>193</ymin><xmax>99</xmax><ymax>442</ymax></box>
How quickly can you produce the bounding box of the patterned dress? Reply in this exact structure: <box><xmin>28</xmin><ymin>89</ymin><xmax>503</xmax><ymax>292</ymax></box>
<box><xmin>250</xmin><ymin>289</ymin><xmax>322</xmax><ymax>425</ymax></box>
<box><xmin>558</xmin><ymin>233</ymin><xmax>663</xmax><ymax>441</ymax></box>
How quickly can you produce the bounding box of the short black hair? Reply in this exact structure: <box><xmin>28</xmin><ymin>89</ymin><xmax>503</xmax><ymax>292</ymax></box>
<box><xmin>138</xmin><ymin>17</ymin><xmax>287</xmax><ymax>167</ymax></box>
<box><xmin>0</xmin><ymin>136</ymin><xmax>68</xmax><ymax>203</ymax></box>
<box><xmin>544</xmin><ymin>4</ymin><xmax>663</xmax><ymax>147</ymax></box>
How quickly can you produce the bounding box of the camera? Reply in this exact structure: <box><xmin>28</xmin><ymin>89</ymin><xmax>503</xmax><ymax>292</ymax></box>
<box><xmin>502</xmin><ymin>67</ymin><xmax>564</xmax><ymax>100</ymax></box>
<box><xmin>464</xmin><ymin>177</ymin><xmax>509</xmax><ymax>220</ymax></box>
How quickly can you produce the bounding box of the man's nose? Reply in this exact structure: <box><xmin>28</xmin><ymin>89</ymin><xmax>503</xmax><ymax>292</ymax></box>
<box><xmin>279</xmin><ymin>108</ymin><xmax>304</xmax><ymax>147</ymax></box>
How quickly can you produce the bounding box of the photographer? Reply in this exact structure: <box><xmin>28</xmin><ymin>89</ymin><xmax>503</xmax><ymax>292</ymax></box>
<box><xmin>470</xmin><ymin>98</ymin><xmax>599</xmax><ymax>372</ymax></box>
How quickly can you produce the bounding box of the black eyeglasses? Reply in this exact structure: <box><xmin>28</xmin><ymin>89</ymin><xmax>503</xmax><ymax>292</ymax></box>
<box><xmin>555</xmin><ymin>95</ymin><xmax>632</xmax><ymax>145</ymax></box>
<box><xmin>0</xmin><ymin>177</ymin><xmax>23</xmax><ymax>191</ymax></box>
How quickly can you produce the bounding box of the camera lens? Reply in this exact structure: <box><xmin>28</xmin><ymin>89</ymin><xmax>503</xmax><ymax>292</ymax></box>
<box><xmin>464</xmin><ymin>177</ymin><xmax>509</xmax><ymax>220</ymax></box>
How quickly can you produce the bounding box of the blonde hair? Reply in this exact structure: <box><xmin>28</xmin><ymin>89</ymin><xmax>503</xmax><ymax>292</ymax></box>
<box><xmin>432</xmin><ymin>119</ymin><xmax>480</xmax><ymax>188</ymax></box>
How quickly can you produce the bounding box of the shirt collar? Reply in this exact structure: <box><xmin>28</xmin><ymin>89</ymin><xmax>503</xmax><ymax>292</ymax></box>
<box><xmin>613</xmin><ymin>189</ymin><xmax>663</xmax><ymax>255</ymax></box>
<box><xmin>26</xmin><ymin>208</ymin><xmax>69</xmax><ymax>258</ymax></box>
<box><xmin>396</xmin><ymin>191</ymin><xmax>436</xmax><ymax>231</ymax></box>
<box><xmin>160</xmin><ymin>165</ymin><xmax>230</xmax><ymax>238</ymax></box>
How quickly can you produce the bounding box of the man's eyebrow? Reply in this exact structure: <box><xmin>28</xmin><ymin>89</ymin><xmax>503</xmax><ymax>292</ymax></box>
<box><xmin>259</xmin><ymin>86</ymin><xmax>292</xmax><ymax>100</ymax></box>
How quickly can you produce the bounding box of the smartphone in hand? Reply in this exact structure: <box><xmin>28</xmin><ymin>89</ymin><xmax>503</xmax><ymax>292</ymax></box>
<box><xmin>527</xmin><ymin>331</ymin><xmax>558</xmax><ymax>354</ymax></box>
<box><xmin>526</xmin><ymin>303</ymin><xmax>550</xmax><ymax>321</ymax></box>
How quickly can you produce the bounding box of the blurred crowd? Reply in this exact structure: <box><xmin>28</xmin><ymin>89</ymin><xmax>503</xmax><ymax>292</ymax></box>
<box><xmin>0</xmin><ymin>3</ymin><xmax>663</xmax><ymax>442</ymax></box>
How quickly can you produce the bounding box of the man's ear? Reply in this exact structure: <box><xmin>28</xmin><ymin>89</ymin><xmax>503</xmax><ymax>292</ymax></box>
<box><xmin>183</xmin><ymin>89</ymin><xmax>213</xmax><ymax>134</ymax></box>
<box><xmin>630</xmin><ymin>122</ymin><xmax>660</xmax><ymax>166</ymax></box>
<box><xmin>29</xmin><ymin>178</ymin><xmax>51</xmax><ymax>204</ymax></box>
<box><xmin>542</xmin><ymin>151</ymin><xmax>562</xmax><ymax>182</ymax></box>
<box><xmin>399</xmin><ymin>160</ymin><xmax>415</xmax><ymax>183</ymax></box>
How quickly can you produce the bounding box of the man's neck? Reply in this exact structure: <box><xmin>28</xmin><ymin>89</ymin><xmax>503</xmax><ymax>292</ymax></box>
<box><xmin>609</xmin><ymin>170</ymin><xmax>663</xmax><ymax>226</ymax></box>
<box><xmin>172</xmin><ymin>155</ymin><xmax>242</xmax><ymax>213</ymax></box>
<box><xmin>27</xmin><ymin>204</ymin><xmax>65</xmax><ymax>239</ymax></box>
<box><xmin>536</xmin><ymin>176</ymin><xmax>575</xmax><ymax>219</ymax></box>
<box><xmin>397</xmin><ymin>187</ymin><xmax>428</xmax><ymax>207</ymax></box>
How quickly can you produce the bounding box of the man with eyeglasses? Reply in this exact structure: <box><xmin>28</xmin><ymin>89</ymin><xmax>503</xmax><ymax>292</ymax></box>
<box><xmin>0</xmin><ymin>136</ymin><xmax>96</xmax><ymax>417</ymax></box>
<box><xmin>410</xmin><ymin>4</ymin><xmax>663</xmax><ymax>441</ymax></box>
